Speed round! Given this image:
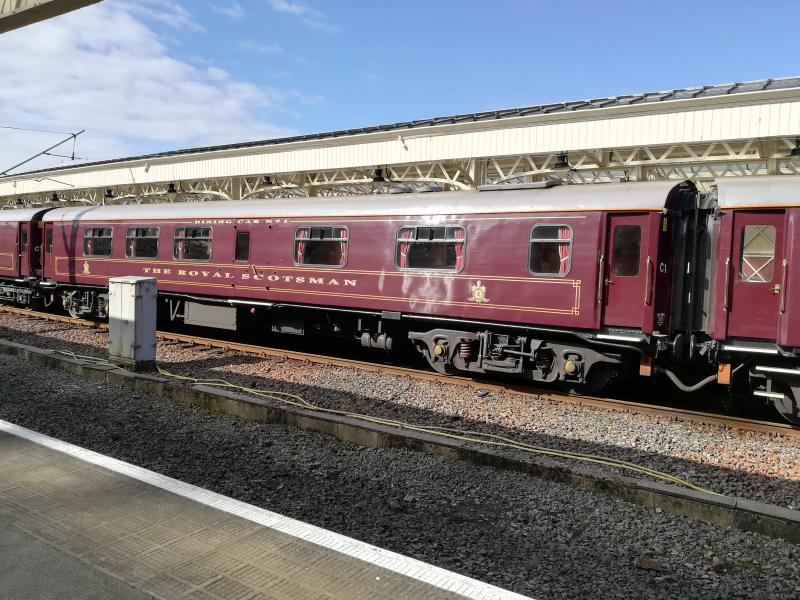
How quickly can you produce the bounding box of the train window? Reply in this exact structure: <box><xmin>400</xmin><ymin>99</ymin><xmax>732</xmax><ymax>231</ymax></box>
<box><xmin>173</xmin><ymin>227</ymin><xmax>212</xmax><ymax>261</ymax></box>
<box><xmin>235</xmin><ymin>231</ymin><xmax>250</xmax><ymax>262</ymax></box>
<box><xmin>739</xmin><ymin>224</ymin><xmax>775</xmax><ymax>282</ymax></box>
<box><xmin>83</xmin><ymin>227</ymin><xmax>113</xmax><ymax>257</ymax></box>
<box><xmin>295</xmin><ymin>226</ymin><xmax>348</xmax><ymax>267</ymax></box>
<box><xmin>20</xmin><ymin>229</ymin><xmax>28</xmax><ymax>251</ymax></box>
<box><xmin>397</xmin><ymin>226</ymin><xmax>465</xmax><ymax>271</ymax></box>
<box><xmin>529</xmin><ymin>225</ymin><xmax>572</xmax><ymax>276</ymax></box>
<box><xmin>125</xmin><ymin>227</ymin><xmax>159</xmax><ymax>259</ymax></box>
<box><xmin>611</xmin><ymin>225</ymin><xmax>641</xmax><ymax>277</ymax></box>
<box><xmin>45</xmin><ymin>228</ymin><xmax>52</xmax><ymax>252</ymax></box>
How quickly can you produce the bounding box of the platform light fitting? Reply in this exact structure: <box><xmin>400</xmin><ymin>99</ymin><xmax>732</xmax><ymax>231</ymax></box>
<box><xmin>104</xmin><ymin>188</ymin><xmax>114</xmax><ymax>199</ymax></box>
<box><xmin>50</xmin><ymin>193</ymin><xmax>60</xmax><ymax>202</ymax></box>
<box><xmin>15</xmin><ymin>197</ymin><xmax>23</xmax><ymax>206</ymax></box>
<box><xmin>372</xmin><ymin>168</ymin><xmax>386</xmax><ymax>183</ymax></box>
<box><xmin>790</xmin><ymin>138</ymin><xmax>800</xmax><ymax>157</ymax></box>
<box><xmin>166</xmin><ymin>182</ymin><xmax>178</xmax><ymax>194</ymax></box>
<box><xmin>262</xmin><ymin>175</ymin><xmax>273</xmax><ymax>186</ymax></box>
<box><xmin>553</xmin><ymin>152</ymin><xmax>571</xmax><ymax>170</ymax></box>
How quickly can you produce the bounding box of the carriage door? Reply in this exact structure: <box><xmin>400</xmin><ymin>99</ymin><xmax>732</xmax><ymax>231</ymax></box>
<box><xmin>42</xmin><ymin>223</ymin><xmax>54</xmax><ymax>278</ymax></box>
<box><xmin>18</xmin><ymin>223</ymin><xmax>30</xmax><ymax>276</ymax></box>
<box><xmin>602</xmin><ymin>213</ymin><xmax>651</xmax><ymax>328</ymax></box>
<box><xmin>726</xmin><ymin>211</ymin><xmax>785</xmax><ymax>339</ymax></box>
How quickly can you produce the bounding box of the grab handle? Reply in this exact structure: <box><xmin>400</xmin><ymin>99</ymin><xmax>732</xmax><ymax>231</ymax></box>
<box><xmin>723</xmin><ymin>257</ymin><xmax>731</xmax><ymax>312</ymax></box>
<box><xmin>596</xmin><ymin>254</ymin><xmax>605</xmax><ymax>305</ymax></box>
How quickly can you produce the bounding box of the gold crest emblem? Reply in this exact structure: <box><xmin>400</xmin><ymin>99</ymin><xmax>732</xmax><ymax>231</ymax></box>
<box><xmin>82</xmin><ymin>261</ymin><xmax>91</xmax><ymax>275</ymax></box>
<box><xmin>468</xmin><ymin>280</ymin><xmax>489</xmax><ymax>303</ymax></box>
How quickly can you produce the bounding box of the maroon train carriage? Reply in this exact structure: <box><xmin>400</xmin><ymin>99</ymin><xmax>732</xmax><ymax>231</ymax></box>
<box><xmin>2</xmin><ymin>174</ymin><xmax>800</xmax><ymax>424</ymax></box>
<box><xmin>0</xmin><ymin>207</ymin><xmax>49</xmax><ymax>305</ymax></box>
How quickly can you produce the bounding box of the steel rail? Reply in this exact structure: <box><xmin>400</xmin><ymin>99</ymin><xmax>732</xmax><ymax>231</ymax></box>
<box><xmin>1</xmin><ymin>304</ymin><xmax>798</xmax><ymax>439</ymax></box>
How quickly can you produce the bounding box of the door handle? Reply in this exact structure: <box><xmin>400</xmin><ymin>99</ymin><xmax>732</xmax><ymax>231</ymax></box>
<box><xmin>644</xmin><ymin>256</ymin><xmax>653</xmax><ymax>305</ymax></box>
<box><xmin>596</xmin><ymin>254</ymin><xmax>605</xmax><ymax>304</ymax></box>
<box><xmin>771</xmin><ymin>284</ymin><xmax>782</xmax><ymax>295</ymax></box>
<box><xmin>779</xmin><ymin>259</ymin><xmax>788</xmax><ymax>313</ymax></box>
<box><xmin>723</xmin><ymin>257</ymin><xmax>731</xmax><ymax>312</ymax></box>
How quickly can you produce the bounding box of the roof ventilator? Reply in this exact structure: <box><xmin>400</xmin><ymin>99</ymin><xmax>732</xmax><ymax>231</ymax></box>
<box><xmin>477</xmin><ymin>179</ymin><xmax>562</xmax><ymax>192</ymax></box>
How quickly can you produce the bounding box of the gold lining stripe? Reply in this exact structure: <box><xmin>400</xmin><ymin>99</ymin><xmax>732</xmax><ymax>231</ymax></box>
<box><xmin>0</xmin><ymin>252</ymin><xmax>14</xmax><ymax>271</ymax></box>
<box><xmin>51</xmin><ymin>273</ymin><xmax>581</xmax><ymax>315</ymax></box>
<box><xmin>54</xmin><ymin>256</ymin><xmax>579</xmax><ymax>285</ymax></box>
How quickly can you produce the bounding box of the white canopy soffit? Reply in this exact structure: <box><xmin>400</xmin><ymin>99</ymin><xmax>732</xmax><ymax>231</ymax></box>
<box><xmin>0</xmin><ymin>0</ymin><xmax>100</xmax><ymax>34</ymax></box>
<box><xmin>3</xmin><ymin>77</ymin><xmax>800</xmax><ymax>207</ymax></box>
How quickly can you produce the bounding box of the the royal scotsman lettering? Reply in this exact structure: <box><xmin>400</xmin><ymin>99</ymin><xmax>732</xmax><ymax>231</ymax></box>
<box><xmin>140</xmin><ymin>265</ymin><xmax>356</xmax><ymax>286</ymax></box>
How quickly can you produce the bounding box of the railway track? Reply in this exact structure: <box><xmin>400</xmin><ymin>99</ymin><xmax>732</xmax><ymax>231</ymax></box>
<box><xmin>2</xmin><ymin>304</ymin><xmax>799</xmax><ymax>439</ymax></box>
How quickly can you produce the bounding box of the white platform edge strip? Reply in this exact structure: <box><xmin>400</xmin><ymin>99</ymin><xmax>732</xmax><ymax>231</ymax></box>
<box><xmin>0</xmin><ymin>419</ymin><xmax>532</xmax><ymax>600</ymax></box>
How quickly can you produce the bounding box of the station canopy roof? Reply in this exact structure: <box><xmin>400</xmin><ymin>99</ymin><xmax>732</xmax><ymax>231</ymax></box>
<box><xmin>14</xmin><ymin>76</ymin><xmax>800</xmax><ymax>178</ymax></box>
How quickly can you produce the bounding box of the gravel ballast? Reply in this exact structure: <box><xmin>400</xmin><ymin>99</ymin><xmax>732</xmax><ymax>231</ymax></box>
<box><xmin>1</xmin><ymin>353</ymin><xmax>800</xmax><ymax>599</ymax></box>
<box><xmin>1</xmin><ymin>312</ymin><xmax>799</xmax><ymax>511</ymax></box>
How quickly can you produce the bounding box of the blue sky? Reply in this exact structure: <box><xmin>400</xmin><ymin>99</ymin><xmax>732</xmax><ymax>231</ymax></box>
<box><xmin>1</xmin><ymin>0</ymin><xmax>799</xmax><ymax>172</ymax></box>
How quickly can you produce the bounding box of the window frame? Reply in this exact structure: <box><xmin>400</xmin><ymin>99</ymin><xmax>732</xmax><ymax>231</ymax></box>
<box><xmin>293</xmin><ymin>225</ymin><xmax>349</xmax><ymax>269</ymax></box>
<box><xmin>527</xmin><ymin>223</ymin><xmax>574</xmax><ymax>278</ymax></box>
<box><xmin>234</xmin><ymin>230</ymin><xmax>251</xmax><ymax>263</ymax></box>
<box><xmin>125</xmin><ymin>226</ymin><xmax>160</xmax><ymax>260</ymax></box>
<box><xmin>172</xmin><ymin>226</ymin><xmax>213</xmax><ymax>262</ymax></box>
<box><xmin>395</xmin><ymin>225</ymin><xmax>467</xmax><ymax>273</ymax></box>
<box><xmin>82</xmin><ymin>226</ymin><xmax>114</xmax><ymax>258</ymax></box>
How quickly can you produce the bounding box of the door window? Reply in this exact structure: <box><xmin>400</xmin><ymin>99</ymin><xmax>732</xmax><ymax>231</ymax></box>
<box><xmin>235</xmin><ymin>231</ymin><xmax>250</xmax><ymax>262</ymax></box>
<box><xmin>611</xmin><ymin>225</ymin><xmax>641</xmax><ymax>276</ymax></box>
<box><xmin>739</xmin><ymin>224</ymin><xmax>775</xmax><ymax>282</ymax></box>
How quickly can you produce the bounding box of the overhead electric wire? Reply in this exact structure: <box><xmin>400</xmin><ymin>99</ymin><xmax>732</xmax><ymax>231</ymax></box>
<box><xmin>0</xmin><ymin>124</ymin><xmax>76</xmax><ymax>135</ymax></box>
<box><xmin>0</xmin><ymin>129</ymin><xmax>85</xmax><ymax>176</ymax></box>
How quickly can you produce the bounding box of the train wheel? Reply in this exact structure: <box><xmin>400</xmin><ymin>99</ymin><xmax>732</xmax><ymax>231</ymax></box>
<box><xmin>563</xmin><ymin>365</ymin><xmax>616</xmax><ymax>396</ymax></box>
<box><xmin>770</xmin><ymin>382</ymin><xmax>800</xmax><ymax>426</ymax></box>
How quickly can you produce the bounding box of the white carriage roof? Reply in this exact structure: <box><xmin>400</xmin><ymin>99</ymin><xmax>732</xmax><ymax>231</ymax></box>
<box><xmin>716</xmin><ymin>175</ymin><xmax>800</xmax><ymax>208</ymax></box>
<box><xmin>0</xmin><ymin>208</ymin><xmax>51</xmax><ymax>223</ymax></box>
<box><xmin>42</xmin><ymin>180</ymin><xmax>689</xmax><ymax>222</ymax></box>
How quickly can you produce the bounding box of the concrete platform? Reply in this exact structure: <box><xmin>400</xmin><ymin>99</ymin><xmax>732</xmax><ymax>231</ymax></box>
<box><xmin>0</xmin><ymin>420</ymin><xmax>529</xmax><ymax>600</ymax></box>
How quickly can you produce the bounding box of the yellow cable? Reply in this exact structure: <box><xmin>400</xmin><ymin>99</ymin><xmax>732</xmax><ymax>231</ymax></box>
<box><xmin>49</xmin><ymin>351</ymin><xmax>715</xmax><ymax>494</ymax></box>
<box><xmin>155</xmin><ymin>365</ymin><xmax>718</xmax><ymax>495</ymax></box>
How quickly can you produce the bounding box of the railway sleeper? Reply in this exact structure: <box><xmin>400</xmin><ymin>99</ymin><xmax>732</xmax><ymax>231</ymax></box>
<box><xmin>408</xmin><ymin>328</ymin><xmax>625</xmax><ymax>393</ymax></box>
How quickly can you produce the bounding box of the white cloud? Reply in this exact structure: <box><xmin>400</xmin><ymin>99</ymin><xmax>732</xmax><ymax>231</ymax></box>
<box><xmin>209</xmin><ymin>2</ymin><xmax>245</xmax><ymax>18</ymax></box>
<box><xmin>237</xmin><ymin>40</ymin><xmax>284</xmax><ymax>55</ymax></box>
<box><xmin>0</xmin><ymin>1</ymin><xmax>321</xmax><ymax>175</ymax></box>
<box><xmin>118</xmin><ymin>0</ymin><xmax>205</xmax><ymax>32</ymax></box>
<box><xmin>264</xmin><ymin>0</ymin><xmax>337</xmax><ymax>31</ymax></box>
